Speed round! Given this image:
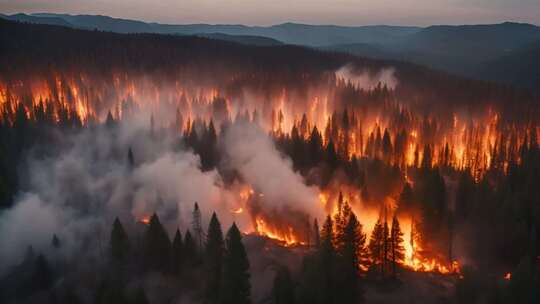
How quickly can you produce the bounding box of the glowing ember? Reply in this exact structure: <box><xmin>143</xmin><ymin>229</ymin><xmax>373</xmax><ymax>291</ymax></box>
<box><xmin>139</xmin><ymin>216</ymin><xmax>151</xmax><ymax>225</ymax></box>
<box><xmin>230</xmin><ymin>207</ymin><xmax>244</xmax><ymax>214</ymax></box>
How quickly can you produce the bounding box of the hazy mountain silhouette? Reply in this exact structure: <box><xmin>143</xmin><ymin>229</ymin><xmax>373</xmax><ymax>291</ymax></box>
<box><xmin>195</xmin><ymin>33</ymin><xmax>283</xmax><ymax>46</ymax></box>
<box><xmin>2</xmin><ymin>13</ymin><xmax>540</xmax><ymax>89</ymax></box>
<box><xmin>325</xmin><ymin>22</ymin><xmax>540</xmax><ymax>89</ymax></box>
<box><xmin>476</xmin><ymin>40</ymin><xmax>540</xmax><ymax>89</ymax></box>
<box><xmin>0</xmin><ymin>13</ymin><xmax>72</xmax><ymax>27</ymax></box>
<box><xmin>8</xmin><ymin>13</ymin><xmax>420</xmax><ymax>46</ymax></box>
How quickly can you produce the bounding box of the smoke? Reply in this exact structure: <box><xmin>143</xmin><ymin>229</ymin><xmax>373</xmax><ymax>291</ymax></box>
<box><xmin>335</xmin><ymin>64</ymin><xmax>398</xmax><ymax>90</ymax></box>
<box><xmin>223</xmin><ymin>122</ymin><xmax>322</xmax><ymax>220</ymax></box>
<box><xmin>0</xmin><ymin>112</ymin><xmax>322</xmax><ymax>273</ymax></box>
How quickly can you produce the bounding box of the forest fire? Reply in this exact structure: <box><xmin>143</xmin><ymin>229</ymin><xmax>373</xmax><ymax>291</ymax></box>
<box><xmin>139</xmin><ymin>216</ymin><xmax>151</xmax><ymax>225</ymax></box>
<box><xmin>254</xmin><ymin>218</ymin><xmax>304</xmax><ymax>247</ymax></box>
<box><xmin>1</xmin><ymin>70</ymin><xmax>530</xmax><ymax>280</ymax></box>
<box><xmin>2</xmin><ymin>17</ymin><xmax>540</xmax><ymax>304</ymax></box>
<box><xmin>1</xmin><ymin>73</ymin><xmax>536</xmax><ymax>182</ymax></box>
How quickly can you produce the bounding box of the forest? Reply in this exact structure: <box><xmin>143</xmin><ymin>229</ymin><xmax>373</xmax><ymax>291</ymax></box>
<box><xmin>0</xmin><ymin>19</ymin><xmax>539</xmax><ymax>304</ymax></box>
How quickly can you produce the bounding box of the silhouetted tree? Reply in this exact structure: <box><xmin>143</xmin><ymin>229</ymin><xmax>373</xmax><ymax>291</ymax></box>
<box><xmin>51</xmin><ymin>234</ymin><xmax>61</xmax><ymax>249</ymax></box>
<box><xmin>389</xmin><ymin>215</ymin><xmax>405</xmax><ymax>277</ymax></box>
<box><xmin>368</xmin><ymin>217</ymin><xmax>385</xmax><ymax>275</ymax></box>
<box><xmin>205</xmin><ymin>212</ymin><xmax>225</xmax><ymax>304</ymax></box>
<box><xmin>171</xmin><ymin>229</ymin><xmax>183</xmax><ymax>275</ymax></box>
<box><xmin>192</xmin><ymin>202</ymin><xmax>204</xmax><ymax>252</ymax></box>
<box><xmin>110</xmin><ymin>217</ymin><xmax>130</xmax><ymax>263</ymax></box>
<box><xmin>220</xmin><ymin>223</ymin><xmax>251</xmax><ymax>304</ymax></box>
<box><xmin>272</xmin><ymin>266</ymin><xmax>295</xmax><ymax>304</ymax></box>
<box><xmin>183</xmin><ymin>229</ymin><xmax>198</xmax><ymax>265</ymax></box>
<box><xmin>143</xmin><ymin>214</ymin><xmax>171</xmax><ymax>272</ymax></box>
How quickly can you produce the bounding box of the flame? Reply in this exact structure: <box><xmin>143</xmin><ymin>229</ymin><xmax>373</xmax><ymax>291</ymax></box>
<box><xmin>1</xmin><ymin>73</ymin><xmax>535</xmax><ymax>180</ymax></box>
<box><xmin>139</xmin><ymin>215</ymin><xmax>151</xmax><ymax>225</ymax></box>
<box><xmin>230</xmin><ymin>207</ymin><xmax>244</xmax><ymax>214</ymax></box>
<box><xmin>504</xmin><ymin>272</ymin><xmax>512</xmax><ymax>280</ymax></box>
<box><xmin>254</xmin><ymin>217</ymin><xmax>304</xmax><ymax>247</ymax></box>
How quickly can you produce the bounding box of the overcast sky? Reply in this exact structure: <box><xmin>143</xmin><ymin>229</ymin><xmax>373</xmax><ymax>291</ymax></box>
<box><xmin>1</xmin><ymin>0</ymin><xmax>539</xmax><ymax>26</ymax></box>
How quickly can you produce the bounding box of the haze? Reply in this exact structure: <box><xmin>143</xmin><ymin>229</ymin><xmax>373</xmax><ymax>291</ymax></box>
<box><xmin>1</xmin><ymin>0</ymin><xmax>539</xmax><ymax>26</ymax></box>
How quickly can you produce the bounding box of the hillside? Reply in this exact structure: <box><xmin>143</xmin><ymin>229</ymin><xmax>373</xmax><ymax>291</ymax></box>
<box><xmin>476</xmin><ymin>40</ymin><xmax>540</xmax><ymax>89</ymax></box>
<box><xmin>7</xmin><ymin>13</ymin><xmax>420</xmax><ymax>46</ymax></box>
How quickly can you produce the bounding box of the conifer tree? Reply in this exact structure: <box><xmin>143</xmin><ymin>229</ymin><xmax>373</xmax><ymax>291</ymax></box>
<box><xmin>192</xmin><ymin>202</ymin><xmax>204</xmax><ymax>252</ymax></box>
<box><xmin>52</xmin><ymin>233</ymin><xmax>61</xmax><ymax>249</ymax></box>
<box><xmin>110</xmin><ymin>217</ymin><xmax>130</xmax><ymax>262</ymax></box>
<box><xmin>205</xmin><ymin>212</ymin><xmax>225</xmax><ymax>304</ymax></box>
<box><xmin>220</xmin><ymin>223</ymin><xmax>251</xmax><ymax>304</ymax></box>
<box><xmin>382</xmin><ymin>220</ymin><xmax>390</xmax><ymax>274</ymax></box>
<box><xmin>171</xmin><ymin>229</ymin><xmax>183</xmax><ymax>275</ymax></box>
<box><xmin>183</xmin><ymin>229</ymin><xmax>198</xmax><ymax>266</ymax></box>
<box><xmin>272</xmin><ymin>266</ymin><xmax>295</xmax><ymax>304</ymax></box>
<box><xmin>325</xmin><ymin>140</ymin><xmax>338</xmax><ymax>169</ymax></box>
<box><xmin>308</xmin><ymin>126</ymin><xmax>323</xmax><ymax>166</ymax></box>
<box><xmin>335</xmin><ymin>212</ymin><xmax>365</xmax><ymax>303</ymax></box>
<box><xmin>143</xmin><ymin>213</ymin><xmax>171</xmax><ymax>272</ymax></box>
<box><xmin>313</xmin><ymin>218</ymin><xmax>320</xmax><ymax>248</ymax></box>
<box><xmin>318</xmin><ymin>215</ymin><xmax>335</xmax><ymax>304</ymax></box>
<box><xmin>389</xmin><ymin>215</ymin><xmax>405</xmax><ymax>277</ymax></box>
<box><xmin>127</xmin><ymin>147</ymin><xmax>135</xmax><ymax>168</ymax></box>
<box><xmin>368</xmin><ymin>217</ymin><xmax>385</xmax><ymax>275</ymax></box>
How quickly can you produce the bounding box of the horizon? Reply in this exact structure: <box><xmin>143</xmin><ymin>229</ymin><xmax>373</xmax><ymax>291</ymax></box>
<box><xmin>1</xmin><ymin>0</ymin><xmax>539</xmax><ymax>27</ymax></box>
<box><xmin>2</xmin><ymin>11</ymin><xmax>539</xmax><ymax>28</ymax></box>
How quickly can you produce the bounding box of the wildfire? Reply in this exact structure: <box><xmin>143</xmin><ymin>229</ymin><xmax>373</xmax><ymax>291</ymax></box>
<box><xmin>230</xmin><ymin>207</ymin><xmax>244</xmax><ymax>214</ymax></box>
<box><xmin>254</xmin><ymin>217</ymin><xmax>304</xmax><ymax>247</ymax></box>
<box><xmin>1</xmin><ymin>73</ymin><xmax>537</xmax><ymax>180</ymax></box>
<box><xmin>139</xmin><ymin>216</ymin><xmax>151</xmax><ymax>225</ymax></box>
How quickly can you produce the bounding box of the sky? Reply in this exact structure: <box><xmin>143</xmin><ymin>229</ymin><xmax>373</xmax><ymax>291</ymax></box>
<box><xmin>0</xmin><ymin>0</ymin><xmax>539</xmax><ymax>26</ymax></box>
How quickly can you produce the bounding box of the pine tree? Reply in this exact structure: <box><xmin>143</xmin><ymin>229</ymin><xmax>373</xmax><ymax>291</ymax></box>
<box><xmin>382</xmin><ymin>220</ymin><xmax>390</xmax><ymax>274</ymax></box>
<box><xmin>105</xmin><ymin>111</ymin><xmax>115</xmax><ymax>128</ymax></box>
<box><xmin>205</xmin><ymin>212</ymin><xmax>225</xmax><ymax>304</ymax></box>
<box><xmin>398</xmin><ymin>182</ymin><xmax>414</xmax><ymax>212</ymax></box>
<box><xmin>110</xmin><ymin>217</ymin><xmax>130</xmax><ymax>262</ymax></box>
<box><xmin>308</xmin><ymin>126</ymin><xmax>323</xmax><ymax>166</ymax></box>
<box><xmin>127</xmin><ymin>147</ymin><xmax>135</xmax><ymax>168</ymax></box>
<box><xmin>389</xmin><ymin>215</ymin><xmax>405</xmax><ymax>277</ymax></box>
<box><xmin>220</xmin><ymin>223</ymin><xmax>251</xmax><ymax>304</ymax></box>
<box><xmin>52</xmin><ymin>234</ymin><xmax>61</xmax><ymax>249</ymax></box>
<box><xmin>318</xmin><ymin>215</ymin><xmax>335</xmax><ymax>304</ymax></box>
<box><xmin>171</xmin><ymin>229</ymin><xmax>183</xmax><ymax>275</ymax></box>
<box><xmin>335</xmin><ymin>212</ymin><xmax>365</xmax><ymax>303</ymax></box>
<box><xmin>368</xmin><ymin>217</ymin><xmax>385</xmax><ymax>275</ymax></box>
<box><xmin>334</xmin><ymin>198</ymin><xmax>353</xmax><ymax>252</ymax></box>
<box><xmin>183</xmin><ymin>229</ymin><xmax>198</xmax><ymax>265</ymax></box>
<box><xmin>325</xmin><ymin>140</ymin><xmax>338</xmax><ymax>169</ymax></box>
<box><xmin>272</xmin><ymin>266</ymin><xmax>295</xmax><ymax>304</ymax></box>
<box><xmin>192</xmin><ymin>202</ymin><xmax>204</xmax><ymax>252</ymax></box>
<box><xmin>143</xmin><ymin>213</ymin><xmax>171</xmax><ymax>272</ymax></box>
<box><xmin>313</xmin><ymin>219</ymin><xmax>320</xmax><ymax>248</ymax></box>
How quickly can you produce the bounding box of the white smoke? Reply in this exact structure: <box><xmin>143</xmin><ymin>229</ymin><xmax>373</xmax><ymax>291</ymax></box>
<box><xmin>223</xmin><ymin>122</ymin><xmax>322</xmax><ymax>219</ymax></box>
<box><xmin>335</xmin><ymin>64</ymin><xmax>398</xmax><ymax>90</ymax></box>
<box><xmin>0</xmin><ymin>113</ymin><xmax>321</xmax><ymax>272</ymax></box>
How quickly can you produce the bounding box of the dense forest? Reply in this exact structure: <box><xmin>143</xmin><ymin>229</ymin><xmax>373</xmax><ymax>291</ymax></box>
<box><xmin>0</xmin><ymin>19</ymin><xmax>539</xmax><ymax>304</ymax></box>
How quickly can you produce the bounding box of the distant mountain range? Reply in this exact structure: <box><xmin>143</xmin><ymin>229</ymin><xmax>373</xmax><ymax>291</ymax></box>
<box><xmin>1</xmin><ymin>13</ymin><xmax>540</xmax><ymax>90</ymax></box>
<box><xmin>0</xmin><ymin>13</ymin><xmax>420</xmax><ymax>46</ymax></box>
